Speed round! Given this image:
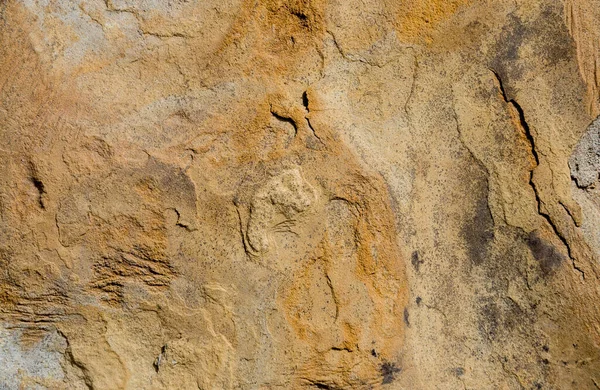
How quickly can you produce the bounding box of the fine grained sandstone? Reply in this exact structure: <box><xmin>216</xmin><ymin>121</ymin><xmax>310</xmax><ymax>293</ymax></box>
<box><xmin>1</xmin><ymin>0</ymin><xmax>600</xmax><ymax>388</ymax></box>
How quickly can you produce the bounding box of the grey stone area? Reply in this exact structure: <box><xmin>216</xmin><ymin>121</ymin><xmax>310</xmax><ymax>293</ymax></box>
<box><xmin>570</xmin><ymin>115</ymin><xmax>600</xmax><ymax>188</ymax></box>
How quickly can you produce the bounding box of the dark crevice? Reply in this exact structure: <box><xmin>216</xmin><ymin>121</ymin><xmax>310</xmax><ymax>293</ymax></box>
<box><xmin>302</xmin><ymin>90</ymin><xmax>309</xmax><ymax>110</ymax></box>
<box><xmin>490</xmin><ymin>69</ymin><xmax>539</xmax><ymax>165</ymax></box>
<box><xmin>290</xmin><ymin>9</ymin><xmax>309</xmax><ymax>28</ymax></box>
<box><xmin>307</xmin><ymin>382</ymin><xmax>337</xmax><ymax>390</ymax></box>
<box><xmin>170</xmin><ymin>207</ymin><xmax>195</xmax><ymax>231</ymax></box>
<box><xmin>153</xmin><ymin>344</ymin><xmax>167</xmax><ymax>372</ymax></box>
<box><xmin>490</xmin><ymin>69</ymin><xmax>584</xmax><ymax>279</ymax></box>
<box><xmin>302</xmin><ymin>92</ymin><xmax>324</xmax><ymax>146</ymax></box>
<box><xmin>31</xmin><ymin>176</ymin><xmax>46</xmax><ymax>209</ymax></box>
<box><xmin>559</xmin><ymin>200</ymin><xmax>580</xmax><ymax>227</ymax></box>
<box><xmin>28</xmin><ymin>160</ymin><xmax>46</xmax><ymax>210</ymax></box>
<box><xmin>302</xmin><ymin>377</ymin><xmax>343</xmax><ymax>390</ymax></box>
<box><xmin>534</xmin><ymin>197</ymin><xmax>585</xmax><ymax>278</ymax></box>
<box><xmin>331</xmin><ymin>346</ymin><xmax>352</xmax><ymax>352</ymax></box>
<box><xmin>269</xmin><ymin>105</ymin><xmax>298</xmax><ymax>135</ymax></box>
<box><xmin>305</xmin><ymin>117</ymin><xmax>324</xmax><ymax>145</ymax></box>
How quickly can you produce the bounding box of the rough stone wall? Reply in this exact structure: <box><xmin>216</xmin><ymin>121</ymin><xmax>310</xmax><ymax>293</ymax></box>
<box><xmin>565</xmin><ymin>0</ymin><xmax>600</xmax><ymax>116</ymax></box>
<box><xmin>1</xmin><ymin>0</ymin><xmax>600</xmax><ymax>389</ymax></box>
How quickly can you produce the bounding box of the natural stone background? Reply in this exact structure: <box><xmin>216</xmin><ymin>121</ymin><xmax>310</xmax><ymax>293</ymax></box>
<box><xmin>1</xmin><ymin>0</ymin><xmax>600</xmax><ymax>388</ymax></box>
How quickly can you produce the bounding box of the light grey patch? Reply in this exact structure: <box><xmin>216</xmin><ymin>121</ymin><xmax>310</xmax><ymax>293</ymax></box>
<box><xmin>569</xmin><ymin>115</ymin><xmax>600</xmax><ymax>188</ymax></box>
<box><xmin>54</xmin><ymin>1</ymin><xmax>106</xmax><ymax>64</ymax></box>
<box><xmin>21</xmin><ymin>0</ymin><xmax>107</xmax><ymax>65</ymax></box>
<box><xmin>0</xmin><ymin>326</ymin><xmax>67</xmax><ymax>389</ymax></box>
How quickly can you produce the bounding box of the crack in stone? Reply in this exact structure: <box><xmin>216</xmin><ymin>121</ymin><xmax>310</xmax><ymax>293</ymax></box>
<box><xmin>490</xmin><ymin>69</ymin><xmax>585</xmax><ymax>279</ymax></box>
<box><xmin>269</xmin><ymin>104</ymin><xmax>298</xmax><ymax>135</ymax></box>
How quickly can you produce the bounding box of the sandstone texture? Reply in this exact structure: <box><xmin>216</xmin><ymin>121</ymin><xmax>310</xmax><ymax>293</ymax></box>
<box><xmin>1</xmin><ymin>0</ymin><xmax>600</xmax><ymax>389</ymax></box>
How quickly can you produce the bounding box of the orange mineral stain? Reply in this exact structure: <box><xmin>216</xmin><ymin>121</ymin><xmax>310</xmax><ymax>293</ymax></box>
<box><xmin>395</xmin><ymin>0</ymin><xmax>472</xmax><ymax>44</ymax></box>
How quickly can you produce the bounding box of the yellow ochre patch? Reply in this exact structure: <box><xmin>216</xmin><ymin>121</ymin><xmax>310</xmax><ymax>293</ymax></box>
<box><xmin>396</xmin><ymin>0</ymin><xmax>472</xmax><ymax>44</ymax></box>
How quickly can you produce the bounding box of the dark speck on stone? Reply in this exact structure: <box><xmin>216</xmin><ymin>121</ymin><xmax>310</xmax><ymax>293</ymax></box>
<box><xmin>411</xmin><ymin>250</ymin><xmax>424</xmax><ymax>272</ymax></box>
<box><xmin>380</xmin><ymin>362</ymin><xmax>401</xmax><ymax>384</ymax></box>
<box><xmin>526</xmin><ymin>230</ymin><xmax>565</xmax><ymax>276</ymax></box>
<box><xmin>542</xmin><ymin>345</ymin><xmax>549</xmax><ymax>352</ymax></box>
<box><xmin>462</xmin><ymin>195</ymin><xmax>494</xmax><ymax>266</ymax></box>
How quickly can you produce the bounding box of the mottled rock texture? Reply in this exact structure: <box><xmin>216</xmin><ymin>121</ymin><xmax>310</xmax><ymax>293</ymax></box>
<box><xmin>1</xmin><ymin>0</ymin><xmax>600</xmax><ymax>388</ymax></box>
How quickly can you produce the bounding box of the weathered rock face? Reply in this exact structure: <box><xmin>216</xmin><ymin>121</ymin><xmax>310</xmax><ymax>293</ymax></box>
<box><xmin>1</xmin><ymin>0</ymin><xmax>600</xmax><ymax>388</ymax></box>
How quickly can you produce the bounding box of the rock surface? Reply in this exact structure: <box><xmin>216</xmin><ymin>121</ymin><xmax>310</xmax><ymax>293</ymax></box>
<box><xmin>1</xmin><ymin>0</ymin><xmax>600</xmax><ymax>388</ymax></box>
